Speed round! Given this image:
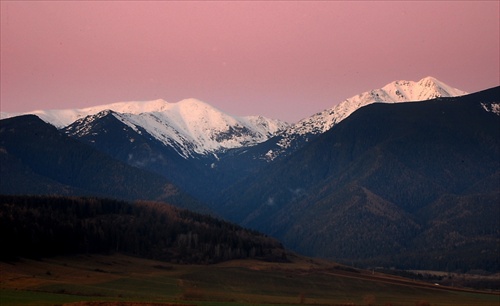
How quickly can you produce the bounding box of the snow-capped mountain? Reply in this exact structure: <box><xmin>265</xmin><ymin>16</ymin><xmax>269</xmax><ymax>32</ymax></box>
<box><xmin>23</xmin><ymin>98</ymin><xmax>288</xmax><ymax>159</ymax></box>
<box><xmin>2</xmin><ymin>99</ymin><xmax>191</xmax><ymax>128</ymax></box>
<box><xmin>265</xmin><ymin>76</ymin><xmax>468</xmax><ymax>160</ymax></box>
<box><xmin>1</xmin><ymin>76</ymin><xmax>468</xmax><ymax>162</ymax></box>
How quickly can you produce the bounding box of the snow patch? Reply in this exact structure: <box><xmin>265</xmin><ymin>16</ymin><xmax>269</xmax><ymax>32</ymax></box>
<box><xmin>481</xmin><ymin>102</ymin><xmax>500</xmax><ymax>115</ymax></box>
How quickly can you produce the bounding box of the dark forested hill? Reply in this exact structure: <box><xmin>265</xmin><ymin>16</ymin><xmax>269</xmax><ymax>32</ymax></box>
<box><xmin>0</xmin><ymin>115</ymin><xmax>207</xmax><ymax>212</ymax></box>
<box><xmin>0</xmin><ymin>195</ymin><xmax>286</xmax><ymax>263</ymax></box>
<box><xmin>217</xmin><ymin>87</ymin><xmax>500</xmax><ymax>272</ymax></box>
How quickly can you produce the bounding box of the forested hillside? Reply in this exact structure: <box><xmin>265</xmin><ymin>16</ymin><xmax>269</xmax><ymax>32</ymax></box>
<box><xmin>0</xmin><ymin>195</ymin><xmax>286</xmax><ymax>264</ymax></box>
<box><xmin>217</xmin><ymin>87</ymin><xmax>500</xmax><ymax>272</ymax></box>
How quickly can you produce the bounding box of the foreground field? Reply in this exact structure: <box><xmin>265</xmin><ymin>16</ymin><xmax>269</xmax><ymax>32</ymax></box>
<box><xmin>0</xmin><ymin>254</ymin><xmax>498</xmax><ymax>306</ymax></box>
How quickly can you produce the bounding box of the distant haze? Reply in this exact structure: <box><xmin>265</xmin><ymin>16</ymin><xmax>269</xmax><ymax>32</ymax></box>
<box><xmin>1</xmin><ymin>1</ymin><xmax>498</xmax><ymax>123</ymax></box>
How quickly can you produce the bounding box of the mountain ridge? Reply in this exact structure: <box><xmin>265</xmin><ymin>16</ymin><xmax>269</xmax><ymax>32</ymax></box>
<box><xmin>263</xmin><ymin>76</ymin><xmax>468</xmax><ymax>161</ymax></box>
<box><xmin>37</xmin><ymin>76</ymin><xmax>477</xmax><ymax>201</ymax></box>
<box><xmin>2</xmin><ymin>98</ymin><xmax>289</xmax><ymax>159</ymax></box>
<box><xmin>1</xmin><ymin>76</ymin><xmax>469</xmax><ymax>162</ymax></box>
<box><xmin>216</xmin><ymin>86</ymin><xmax>500</xmax><ymax>272</ymax></box>
<box><xmin>0</xmin><ymin>115</ymin><xmax>208</xmax><ymax>212</ymax></box>
<box><xmin>1</xmin><ymin>80</ymin><xmax>499</xmax><ymax>273</ymax></box>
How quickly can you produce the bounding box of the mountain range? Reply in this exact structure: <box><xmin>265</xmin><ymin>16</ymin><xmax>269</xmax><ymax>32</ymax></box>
<box><xmin>217</xmin><ymin>86</ymin><xmax>499</xmax><ymax>271</ymax></box>
<box><xmin>1</xmin><ymin>77</ymin><xmax>499</xmax><ymax>272</ymax></box>
<box><xmin>261</xmin><ymin>76</ymin><xmax>468</xmax><ymax>161</ymax></box>
<box><xmin>2</xmin><ymin>98</ymin><xmax>288</xmax><ymax>158</ymax></box>
<box><xmin>0</xmin><ymin>76</ymin><xmax>471</xmax><ymax>199</ymax></box>
<box><xmin>0</xmin><ymin>76</ymin><xmax>466</xmax><ymax>161</ymax></box>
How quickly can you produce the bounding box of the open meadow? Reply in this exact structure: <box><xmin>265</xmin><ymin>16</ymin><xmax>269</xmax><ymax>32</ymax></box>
<box><xmin>1</xmin><ymin>254</ymin><xmax>498</xmax><ymax>306</ymax></box>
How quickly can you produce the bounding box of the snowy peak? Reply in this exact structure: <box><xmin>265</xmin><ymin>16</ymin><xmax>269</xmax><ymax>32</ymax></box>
<box><xmin>3</xmin><ymin>97</ymin><xmax>287</xmax><ymax>159</ymax></box>
<box><xmin>112</xmin><ymin>101</ymin><xmax>286</xmax><ymax>158</ymax></box>
<box><xmin>83</xmin><ymin>98</ymin><xmax>173</xmax><ymax>115</ymax></box>
<box><xmin>1</xmin><ymin>98</ymin><xmax>221</xmax><ymax>129</ymax></box>
<box><xmin>380</xmin><ymin>76</ymin><xmax>468</xmax><ymax>103</ymax></box>
<box><xmin>46</xmin><ymin>98</ymin><xmax>288</xmax><ymax>159</ymax></box>
<box><xmin>296</xmin><ymin>76</ymin><xmax>466</xmax><ymax>135</ymax></box>
<box><xmin>265</xmin><ymin>77</ymin><xmax>468</xmax><ymax>161</ymax></box>
<box><xmin>0</xmin><ymin>100</ymin><xmax>164</xmax><ymax>129</ymax></box>
<box><xmin>63</xmin><ymin>109</ymin><xmax>117</xmax><ymax>137</ymax></box>
<box><xmin>1</xmin><ymin>77</ymin><xmax>469</xmax><ymax>161</ymax></box>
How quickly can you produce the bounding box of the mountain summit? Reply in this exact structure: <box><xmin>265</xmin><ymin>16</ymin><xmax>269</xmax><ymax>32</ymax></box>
<box><xmin>1</xmin><ymin>76</ymin><xmax>470</xmax><ymax>196</ymax></box>
<box><xmin>4</xmin><ymin>98</ymin><xmax>288</xmax><ymax>159</ymax></box>
<box><xmin>264</xmin><ymin>76</ymin><xmax>468</xmax><ymax>161</ymax></box>
<box><xmin>295</xmin><ymin>76</ymin><xmax>467</xmax><ymax>134</ymax></box>
<box><xmin>1</xmin><ymin>77</ymin><xmax>464</xmax><ymax>160</ymax></box>
<box><xmin>217</xmin><ymin>86</ymin><xmax>499</xmax><ymax>272</ymax></box>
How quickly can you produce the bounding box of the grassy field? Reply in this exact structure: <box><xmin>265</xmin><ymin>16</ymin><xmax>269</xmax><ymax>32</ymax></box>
<box><xmin>0</xmin><ymin>254</ymin><xmax>498</xmax><ymax>306</ymax></box>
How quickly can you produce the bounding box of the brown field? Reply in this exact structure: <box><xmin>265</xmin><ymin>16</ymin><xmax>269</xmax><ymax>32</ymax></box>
<box><xmin>1</xmin><ymin>253</ymin><xmax>498</xmax><ymax>306</ymax></box>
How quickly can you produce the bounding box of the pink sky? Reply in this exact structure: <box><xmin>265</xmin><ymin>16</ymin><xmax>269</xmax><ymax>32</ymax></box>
<box><xmin>1</xmin><ymin>1</ymin><xmax>499</xmax><ymax>123</ymax></box>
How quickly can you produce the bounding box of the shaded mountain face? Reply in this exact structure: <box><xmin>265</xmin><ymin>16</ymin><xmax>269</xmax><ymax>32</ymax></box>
<box><xmin>217</xmin><ymin>87</ymin><xmax>500</xmax><ymax>272</ymax></box>
<box><xmin>240</xmin><ymin>76</ymin><xmax>468</xmax><ymax>163</ymax></box>
<box><xmin>60</xmin><ymin>109</ymin><xmax>261</xmax><ymax>200</ymax></box>
<box><xmin>61</xmin><ymin>110</ymin><xmax>213</xmax><ymax>198</ymax></box>
<box><xmin>207</xmin><ymin>77</ymin><xmax>469</xmax><ymax>187</ymax></box>
<box><xmin>1</xmin><ymin>77</ymin><xmax>466</xmax><ymax>202</ymax></box>
<box><xmin>3</xmin><ymin>98</ymin><xmax>288</xmax><ymax>158</ymax></box>
<box><xmin>1</xmin><ymin>79</ymin><xmax>498</xmax><ymax>272</ymax></box>
<box><xmin>51</xmin><ymin>100</ymin><xmax>287</xmax><ymax>200</ymax></box>
<box><xmin>0</xmin><ymin>115</ymin><xmax>208</xmax><ymax>212</ymax></box>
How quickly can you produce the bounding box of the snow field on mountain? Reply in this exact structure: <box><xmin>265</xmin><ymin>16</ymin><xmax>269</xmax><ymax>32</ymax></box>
<box><xmin>262</xmin><ymin>77</ymin><xmax>468</xmax><ymax>161</ymax></box>
<box><xmin>22</xmin><ymin>97</ymin><xmax>288</xmax><ymax>158</ymax></box>
<box><xmin>2</xmin><ymin>76</ymin><xmax>472</xmax><ymax>159</ymax></box>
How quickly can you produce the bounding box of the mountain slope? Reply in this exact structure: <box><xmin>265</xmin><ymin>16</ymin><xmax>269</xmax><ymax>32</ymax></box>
<box><xmin>1</xmin><ymin>77</ymin><xmax>465</xmax><ymax>203</ymax></box>
<box><xmin>1</xmin><ymin>77</ymin><xmax>463</xmax><ymax>163</ymax></box>
<box><xmin>263</xmin><ymin>76</ymin><xmax>468</xmax><ymax>161</ymax></box>
<box><xmin>293</xmin><ymin>76</ymin><xmax>467</xmax><ymax>134</ymax></box>
<box><xmin>4</xmin><ymin>99</ymin><xmax>288</xmax><ymax>200</ymax></box>
<box><xmin>0</xmin><ymin>115</ymin><xmax>207</xmax><ymax>212</ymax></box>
<box><xmin>217</xmin><ymin>86</ymin><xmax>500</xmax><ymax>272</ymax></box>
<box><xmin>2</xmin><ymin>98</ymin><xmax>288</xmax><ymax>158</ymax></box>
<box><xmin>54</xmin><ymin>77</ymin><xmax>465</xmax><ymax>205</ymax></box>
<box><xmin>61</xmin><ymin>110</ymin><xmax>216</xmax><ymax>198</ymax></box>
<box><xmin>206</xmin><ymin>77</ymin><xmax>469</xmax><ymax>190</ymax></box>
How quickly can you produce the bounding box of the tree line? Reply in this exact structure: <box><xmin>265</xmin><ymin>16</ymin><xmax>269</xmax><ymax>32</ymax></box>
<box><xmin>0</xmin><ymin>195</ymin><xmax>287</xmax><ymax>264</ymax></box>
